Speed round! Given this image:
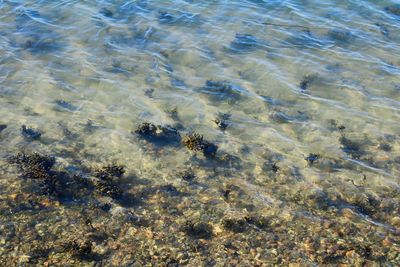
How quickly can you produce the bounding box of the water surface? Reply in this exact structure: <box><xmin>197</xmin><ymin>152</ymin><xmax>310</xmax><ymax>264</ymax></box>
<box><xmin>0</xmin><ymin>0</ymin><xmax>400</xmax><ymax>265</ymax></box>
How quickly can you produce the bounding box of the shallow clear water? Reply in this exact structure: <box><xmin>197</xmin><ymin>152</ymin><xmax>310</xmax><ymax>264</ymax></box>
<box><xmin>0</xmin><ymin>0</ymin><xmax>400</xmax><ymax>265</ymax></box>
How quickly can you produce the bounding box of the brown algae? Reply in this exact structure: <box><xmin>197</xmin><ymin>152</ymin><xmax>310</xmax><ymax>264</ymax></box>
<box><xmin>182</xmin><ymin>132</ymin><xmax>218</xmax><ymax>157</ymax></box>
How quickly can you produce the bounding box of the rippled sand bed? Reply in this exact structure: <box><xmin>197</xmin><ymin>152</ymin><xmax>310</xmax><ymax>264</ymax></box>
<box><xmin>0</xmin><ymin>0</ymin><xmax>400</xmax><ymax>266</ymax></box>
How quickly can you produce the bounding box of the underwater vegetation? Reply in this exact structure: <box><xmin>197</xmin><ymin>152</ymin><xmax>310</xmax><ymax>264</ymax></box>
<box><xmin>0</xmin><ymin>124</ymin><xmax>7</xmax><ymax>133</ymax></box>
<box><xmin>7</xmin><ymin>153</ymin><xmax>61</xmax><ymax>197</ymax></box>
<box><xmin>327</xmin><ymin>29</ymin><xmax>355</xmax><ymax>45</ymax></box>
<box><xmin>222</xmin><ymin>218</ymin><xmax>248</xmax><ymax>233</ymax></box>
<box><xmin>7</xmin><ymin>152</ymin><xmax>128</xmax><ymax>202</ymax></box>
<box><xmin>99</xmin><ymin>8</ymin><xmax>113</xmax><ymax>18</ymax></box>
<box><xmin>227</xmin><ymin>34</ymin><xmax>265</xmax><ymax>53</ymax></box>
<box><xmin>180</xmin><ymin>169</ymin><xmax>196</xmax><ymax>182</ymax></box>
<box><xmin>158</xmin><ymin>10</ymin><xmax>202</xmax><ymax>26</ymax></box>
<box><xmin>63</xmin><ymin>240</ymin><xmax>94</xmax><ymax>260</ymax></box>
<box><xmin>183</xmin><ymin>221</ymin><xmax>213</xmax><ymax>239</ymax></box>
<box><xmin>300</xmin><ymin>74</ymin><xmax>318</xmax><ymax>91</ymax></box>
<box><xmin>385</xmin><ymin>5</ymin><xmax>400</xmax><ymax>16</ymax></box>
<box><xmin>305</xmin><ymin>153</ymin><xmax>320</xmax><ymax>166</ymax></box>
<box><xmin>212</xmin><ymin>113</ymin><xmax>231</xmax><ymax>131</ymax></box>
<box><xmin>182</xmin><ymin>132</ymin><xmax>218</xmax><ymax>157</ymax></box>
<box><xmin>54</xmin><ymin>100</ymin><xmax>78</xmax><ymax>112</ymax></box>
<box><xmin>144</xmin><ymin>88</ymin><xmax>155</xmax><ymax>98</ymax></box>
<box><xmin>269</xmin><ymin>110</ymin><xmax>309</xmax><ymax>124</ymax></box>
<box><xmin>20</xmin><ymin>125</ymin><xmax>42</xmax><ymax>140</ymax></box>
<box><xmin>134</xmin><ymin>122</ymin><xmax>181</xmax><ymax>146</ymax></box>
<box><xmin>285</xmin><ymin>30</ymin><xmax>324</xmax><ymax>48</ymax></box>
<box><xmin>339</xmin><ymin>134</ymin><xmax>365</xmax><ymax>159</ymax></box>
<box><xmin>198</xmin><ymin>80</ymin><xmax>244</xmax><ymax>103</ymax></box>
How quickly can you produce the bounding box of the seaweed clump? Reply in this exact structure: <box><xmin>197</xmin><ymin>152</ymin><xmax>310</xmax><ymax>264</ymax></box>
<box><xmin>222</xmin><ymin>218</ymin><xmax>248</xmax><ymax>233</ymax></box>
<box><xmin>228</xmin><ymin>34</ymin><xmax>264</xmax><ymax>52</ymax></box>
<box><xmin>21</xmin><ymin>125</ymin><xmax>42</xmax><ymax>140</ymax></box>
<box><xmin>339</xmin><ymin>135</ymin><xmax>364</xmax><ymax>159</ymax></box>
<box><xmin>183</xmin><ymin>221</ymin><xmax>213</xmax><ymax>239</ymax></box>
<box><xmin>199</xmin><ymin>80</ymin><xmax>243</xmax><ymax>103</ymax></box>
<box><xmin>212</xmin><ymin>113</ymin><xmax>231</xmax><ymax>131</ymax></box>
<box><xmin>63</xmin><ymin>240</ymin><xmax>94</xmax><ymax>260</ymax></box>
<box><xmin>94</xmin><ymin>165</ymin><xmax>125</xmax><ymax>182</ymax></box>
<box><xmin>385</xmin><ymin>5</ymin><xmax>400</xmax><ymax>16</ymax></box>
<box><xmin>92</xmin><ymin>165</ymin><xmax>125</xmax><ymax>199</ymax></box>
<box><xmin>305</xmin><ymin>153</ymin><xmax>320</xmax><ymax>166</ymax></box>
<box><xmin>300</xmin><ymin>74</ymin><xmax>318</xmax><ymax>91</ymax></box>
<box><xmin>7</xmin><ymin>153</ymin><xmax>61</xmax><ymax>196</ymax></box>
<box><xmin>182</xmin><ymin>132</ymin><xmax>218</xmax><ymax>157</ymax></box>
<box><xmin>134</xmin><ymin>122</ymin><xmax>181</xmax><ymax>146</ymax></box>
<box><xmin>0</xmin><ymin>124</ymin><xmax>6</xmax><ymax>133</ymax></box>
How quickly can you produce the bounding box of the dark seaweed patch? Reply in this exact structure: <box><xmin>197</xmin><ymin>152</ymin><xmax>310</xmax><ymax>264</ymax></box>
<box><xmin>212</xmin><ymin>113</ymin><xmax>230</xmax><ymax>131</ymax></box>
<box><xmin>94</xmin><ymin>165</ymin><xmax>125</xmax><ymax>182</ymax></box>
<box><xmin>55</xmin><ymin>100</ymin><xmax>77</xmax><ymax>112</ymax></box>
<box><xmin>285</xmin><ymin>30</ymin><xmax>324</xmax><ymax>48</ymax></box>
<box><xmin>0</xmin><ymin>124</ymin><xmax>7</xmax><ymax>133</ymax></box>
<box><xmin>7</xmin><ymin>153</ymin><xmax>64</xmax><ymax>197</ymax></box>
<box><xmin>385</xmin><ymin>5</ymin><xmax>400</xmax><ymax>16</ymax></box>
<box><xmin>99</xmin><ymin>8</ymin><xmax>113</xmax><ymax>18</ymax></box>
<box><xmin>8</xmin><ymin>152</ymin><xmax>127</xmax><ymax>202</ymax></box>
<box><xmin>8</xmin><ymin>153</ymin><xmax>56</xmax><ymax>177</ymax></box>
<box><xmin>300</xmin><ymin>74</ymin><xmax>318</xmax><ymax>91</ymax></box>
<box><xmin>228</xmin><ymin>34</ymin><xmax>265</xmax><ymax>52</ymax></box>
<box><xmin>198</xmin><ymin>80</ymin><xmax>243</xmax><ymax>103</ymax></box>
<box><xmin>375</xmin><ymin>23</ymin><xmax>389</xmax><ymax>37</ymax></box>
<box><xmin>134</xmin><ymin>122</ymin><xmax>181</xmax><ymax>146</ymax></box>
<box><xmin>21</xmin><ymin>125</ymin><xmax>42</xmax><ymax>140</ymax></box>
<box><xmin>378</xmin><ymin>143</ymin><xmax>391</xmax><ymax>152</ymax></box>
<box><xmin>144</xmin><ymin>88</ymin><xmax>154</xmax><ymax>98</ymax></box>
<box><xmin>63</xmin><ymin>240</ymin><xmax>95</xmax><ymax>260</ymax></box>
<box><xmin>245</xmin><ymin>216</ymin><xmax>269</xmax><ymax>230</ymax></box>
<box><xmin>305</xmin><ymin>153</ymin><xmax>320</xmax><ymax>166</ymax></box>
<box><xmin>270</xmin><ymin>110</ymin><xmax>309</xmax><ymax>124</ymax></box>
<box><xmin>182</xmin><ymin>132</ymin><xmax>218</xmax><ymax>157</ymax></box>
<box><xmin>158</xmin><ymin>11</ymin><xmax>202</xmax><ymax>26</ymax></box>
<box><xmin>328</xmin><ymin>119</ymin><xmax>346</xmax><ymax>132</ymax></box>
<box><xmin>93</xmin><ymin>179</ymin><xmax>123</xmax><ymax>200</ymax></box>
<box><xmin>183</xmin><ymin>221</ymin><xmax>213</xmax><ymax>239</ymax></box>
<box><xmin>339</xmin><ymin>135</ymin><xmax>364</xmax><ymax>159</ymax></box>
<box><xmin>165</xmin><ymin>107</ymin><xmax>180</xmax><ymax>121</ymax></box>
<box><xmin>222</xmin><ymin>218</ymin><xmax>248</xmax><ymax>233</ymax></box>
<box><xmin>180</xmin><ymin>169</ymin><xmax>196</xmax><ymax>182</ymax></box>
<box><xmin>327</xmin><ymin>29</ymin><xmax>354</xmax><ymax>45</ymax></box>
<box><xmin>83</xmin><ymin>120</ymin><xmax>101</xmax><ymax>134</ymax></box>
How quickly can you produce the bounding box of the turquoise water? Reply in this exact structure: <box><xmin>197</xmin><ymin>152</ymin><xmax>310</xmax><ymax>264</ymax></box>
<box><xmin>0</xmin><ymin>0</ymin><xmax>400</xmax><ymax>265</ymax></box>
